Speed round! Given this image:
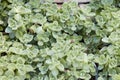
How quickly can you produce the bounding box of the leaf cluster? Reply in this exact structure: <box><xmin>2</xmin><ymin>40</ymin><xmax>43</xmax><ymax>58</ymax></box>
<box><xmin>0</xmin><ymin>0</ymin><xmax>120</xmax><ymax>80</ymax></box>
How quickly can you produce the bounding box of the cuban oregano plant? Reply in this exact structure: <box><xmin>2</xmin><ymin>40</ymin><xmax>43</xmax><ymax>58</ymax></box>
<box><xmin>0</xmin><ymin>0</ymin><xmax>120</xmax><ymax>80</ymax></box>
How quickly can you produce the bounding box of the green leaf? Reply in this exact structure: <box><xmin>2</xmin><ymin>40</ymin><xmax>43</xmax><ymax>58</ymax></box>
<box><xmin>36</xmin><ymin>27</ymin><xmax>44</xmax><ymax>34</ymax></box>
<box><xmin>24</xmin><ymin>65</ymin><xmax>34</xmax><ymax>72</ymax></box>
<box><xmin>8</xmin><ymin>18</ymin><xmax>23</xmax><ymax>30</ymax></box>
<box><xmin>36</xmin><ymin>32</ymin><xmax>49</xmax><ymax>42</ymax></box>
<box><xmin>0</xmin><ymin>33</ymin><xmax>5</xmax><ymax>46</ymax></box>
<box><xmin>98</xmin><ymin>76</ymin><xmax>104</xmax><ymax>80</ymax></box>
<box><xmin>4</xmin><ymin>69</ymin><xmax>14</xmax><ymax>76</ymax></box>
<box><xmin>19</xmin><ymin>34</ymin><xmax>33</xmax><ymax>43</ymax></box>
<box><xmin>47</xmin><ymin>50</ymin><xmax>54</xmax><ymax>56</ymax></box>
<box><xmin>95</xmin><ymin>55</ymin><xmax>108</xmax><ymax>65</ymax></box>
<box><xmin>0</xmin><ymin>20</ymin><xmax>3</xmax><ymax>24</ymax></box>
<box><xmin>101</xmin><ymin>0</ymin><xmax>113</xmax><ymax>6</ymax></box>
<box><xmin>31</xmin><ymin>13</ymin><xmax>46</xmax><ymax>25</ymax></box>
<box><xmin>57</xmin><ymin>63</ymin><xmax>64</xmax><ymax>71</ymax></box>
<box><xmin>11</xmin><ymin>6</ymin><xmax>31</xmax><ymax>14</ymax></box>
<box><xmin>38</xmin><ymin>41</ymin><xmax>44</xmax><ymax>46</ymax></box>
<box><xmin>39</xmin><ymin>66</ymin><xmax>48</xmax><ymax>74</ymax></box>
<box><xmin>5</xmin><ymin>27</ymin><xmax>12</xmax><ymax>33</ymax></box>
<box><xmin>0</xmin><ymin>69</ymin><xmax>3</xmax><ymax>75</ymax></box>
<box><xmin>102</xmin><ymin>37</ymin><xmax>109</xmax><ymax>43</ymax></box>
<box><xmin>109</xmin><ymin>58</ymin><xmax>117</xmax><ymax>68</ymax></box>
<box><xmin>9</xmin><ymin>47</ymin><xmax>22</xmax><ymax>54</ymax></box>
<box><xmin>14</xmin><ymin>14</ymin><xmax>22</xmax><ymax>21</ymax></box>
<box><xmin>17</xmin><ymin>57</ymin><xmax>25</xmax><ymax>64</ymax></box>
<box><xmin>46</xmin><ymin>59</ymin><xmax>52</xmax><ymax>64</ymax></box>
<box><xmin>14</xmin><ymin>76</ymin><xmax>24</xmax><ymax>80</ymax></box>
<box><xmin>112</xmin><ymin>74</ymin><xmax>120</xmax><ymax>80</ymax></box>
<box><xmin>49</xmin><ymin>65</ymin><xmax>56</xmax><ymax>70</ymax></box>
<box><xmin>7</xmin><ymin>63</ymin><xmax>16</xmax><ymax>70</ymax></box>
<box><xmin>108</xmin><ymin>69</ymin><xmax>116</xmax><ymax>76</ymax></box>
<box><xmin>71</xmin><ymin>26</ymin><xmax>76</xmax><ymax>31</ymax></box>
<box><xmin>48</xmin><ymin>21</ymin><xmax>62</xmax><ymax>31</ymax></box>
<box><xmin>51</xmin><ymin>68</ymin><xmax>58</xmax><ymax>77</ymax></box>
<box><xmin>109</xmin><ymin>32</ymin><xmax>120</xmax><ymax>45</ymax></box>
<box><xmin>1</xmin><ymin>76</ymin><xmax>8</xmax><ymax>80</ymax></box>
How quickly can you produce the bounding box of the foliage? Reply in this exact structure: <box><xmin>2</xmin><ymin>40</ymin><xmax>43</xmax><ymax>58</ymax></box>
<box><xmin>0</xmin><ymin>0</ymin><xmax>120</xmax><ymax>80</ymax></box>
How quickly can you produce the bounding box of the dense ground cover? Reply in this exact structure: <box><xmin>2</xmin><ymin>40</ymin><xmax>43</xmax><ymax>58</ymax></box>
<box><xmin>0</xmin><ymin>0</ymin><xmax>120</xmax><ymax>80</ymax></box>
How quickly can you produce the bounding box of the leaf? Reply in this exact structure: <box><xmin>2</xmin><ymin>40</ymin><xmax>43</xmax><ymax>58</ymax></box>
<box><xmin>27</xmin><ymin>48</ymin><xmax>39</xmax><ymax>58</ymax></box>
<box><xmin>101</xmin><ymin>0</ymin><xmax>113</xmax><ymax>6</ymax></box>
<box><xmin>79</xmin><ymin>14</ymin><xmax>86</xmax><ymax>20</ymax></box>
<box><xmin>112</xmin><ymin>74</ymin><xmax>120</xmax><ymax>80</ymax></box>
<box><xmin>49</xmin><ymin>65</ymin><xmax>56</xmax><ymax>70</ymax></box>
<box><xmin>38</xmin><ymin>41</ymin><xmax>44</xmax><ymax>46</ymax></box>
<box><xmin>51</xmin><ymin>68</ymin><xmax>58</xmax><ymax>77</ymax></box>
<box><xmin>98</xmin><ymin>76</ymin><xmax>104</xmax><ymax>80</ymax></box>
<box><xmin>48</xmin><ymin>21</ymin><xmax>62</xmax><ymax>31</ymax></box>
<box><xmin>44</xmin><ymin>76</ymin><xmax>49</xmax><ymax>80</ymax></box>
<box><xmin>80</xmin><ymin>6</ymin><xmax>95</xmax><ymax>16</ymax></box>
<box><xmin>95</xmin><ymin>15</ymin><xmax>105</xmax><ymax>27</ymax></box>
<box><xmin>14</xmin><ymin>76</ymin><xmax>24</xmax><ymax>80</ymax></box>
<box><xmin>11</xmin><ymin>6</ymin><xmax>31</xmax><ymax>14</ymax></box>
<box><xmin>15</xmin><ymin>29</ymin><xmax>24</xmax><ymax>38</ymax></box>
<box><xmin>0</xmin><ymin>33</ymin><xmax>5</xmax><ymax>46</ymax></box>
<box><xmin>0</xmin><ymin>20</ymin><xmax>3</xmax><ymax>24</ymax></box>
<box><xmin>24</xmin><ymin>65</ymin><xmax>34</xmax><ymax>72</ymax></box>
<box><xmin>16</xmin><ymin>64</ymin><xmax>26</xmax><ymax>75</ymax></box>
<box><xmin>102</xmin><ymin>37</ymin><xmax>109</xmax><ymax>43</ymax></box>
<box><xmin>7</xmin><ymin>63</ymin><xmax>16</xmax><ymax>70</ymax></box>
<box><xmin>109</xmin><ymin>32</ymin><xmax>120</xmax><ymax>45</ymax></box>
<box><xmin>47</xmin><ymin>50</ymin><xmax>54</xmax><ymax>56</ymax></box>
<box><xmin>108</xmin><ymin>69</ymin><xmax>116</xmax><ymax>76</ymax></box>
<box><xmin>109</xmin><ymin>58</ymin><xmax>117</xmax><ymax>68</ymax></box>
<box><xmin>46</xmin><ymin>59</ymin><xmax>52</xmax><ymax>64</ymax></box>
<box><xmin>36</xmin><ymin>32</ymin><xmax>49</xmax><ymax>42</ymax></box>
<box><xmin>31</xmin><ymin>13</ymin><xmax>46</xmax><ymax>25</ymax></box>
<box><xmin>17</xmin><ymin>57</ymin><xmax>25</xmax><ymax>64</ymax></box>
<box><xmin>14</xmin><ymin>14</ymin><xmax>22</xmax><ymax>21</ymax></box>
<box><xmin>0</xmin><ymin>69</ymin><xmax>3</xmax><ymax>75</ymax></box>
<box><xmin>36</xmin><ymin>27</ymin><xmax>44</xmax><ymax>34</ymax></box>
<box><xmin>95</xmin><ymin>55</ymin><xmax>108</xmax><ymax>65</ymax></box>
<box><xmin>39</xmin><ymin>66</ymin><xmax>48</xmax><ymax>74</ymax></box>
<box><xmin>71</xmin><ymin>26</ymin><xmax>76</xmax><ymax>31</ymax></box>
<box><xmin>57</xmin><ymin>63</ymin><xmax>64</xmax><ymax>71</ymax></box>
<box><xmin>1</xmin><ymin>0</ymin><xmax>120</xmax><ymax>79</ymax></box>
<box><xmin>1</xmin><ymin>76</ymin><xmax>8</xmax><ymax>80</ymax></box>
<box><xmin>19</xmin><ymin>34</ymin><xmax>33</xmax><ymax>43</ymax></box>
<box><xmin>9</xmin><ymin>47</ymin><xmax>27</xmax><ymax>55</ymax></box>
<box><xmin>8</xmin><ymin>18</ymin><xmax>23</xmax><ymax>30</ymax></box>
<box><xmin>29</xmin><ymin>0</ymin><xmax>41</xmax><ymax>8</ymax></box>
<box><xmin>4</xmin><ymin>69</ymin><xmax>14</xmax><ymax>76</ymax></box>
<box><xmin>5</xmin><ymin>27</ymin><xmax>12</xmax><ymax>33</ymax></box>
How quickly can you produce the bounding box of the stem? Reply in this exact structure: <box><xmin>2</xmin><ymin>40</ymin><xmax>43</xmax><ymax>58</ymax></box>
<box><xmin>94</xmin><ymin>63</ymin><xmax>99</xmax><ymax>80</ymax></box>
